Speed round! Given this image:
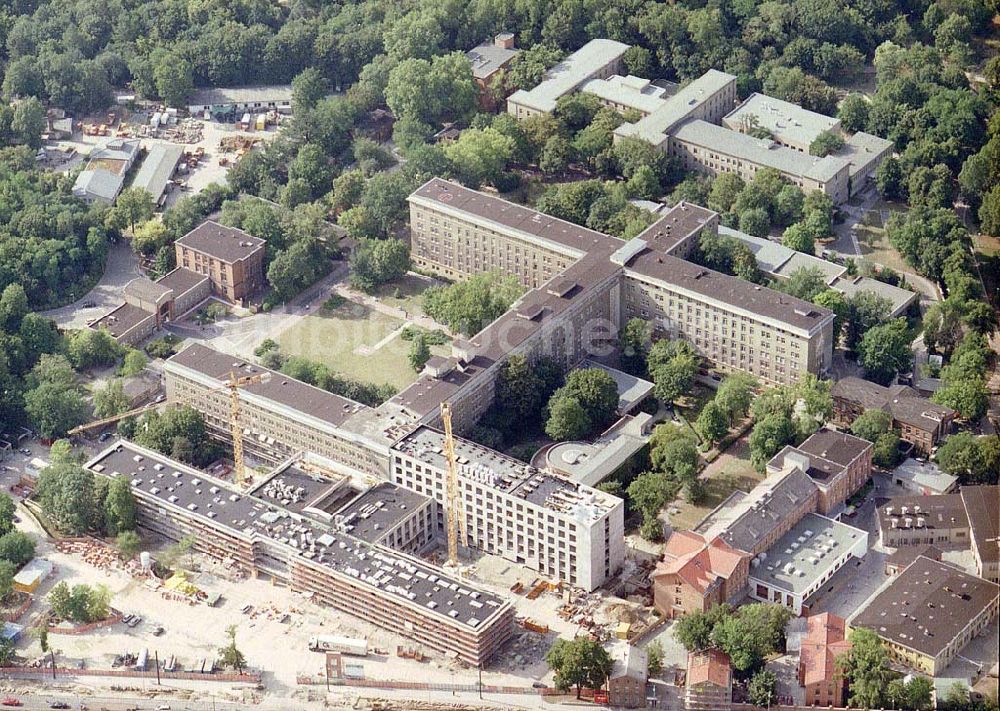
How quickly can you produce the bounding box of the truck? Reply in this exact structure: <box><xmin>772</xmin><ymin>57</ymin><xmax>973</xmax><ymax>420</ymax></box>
<box><xmin>308</xmin><ymin>635</ymin><xmax>368</xmax><ymax>656</ymax></box>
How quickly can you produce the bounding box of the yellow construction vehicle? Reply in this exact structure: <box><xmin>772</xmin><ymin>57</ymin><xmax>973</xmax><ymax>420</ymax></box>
<box><xmin>69</xmin><ymin>370</ymin><xmax>269</xmax><ymax>485</ymax></box>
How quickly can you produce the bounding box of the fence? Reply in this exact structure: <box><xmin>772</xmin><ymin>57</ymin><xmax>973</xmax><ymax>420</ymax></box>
<box><xmin>296</xmin><ymin>676</ymin><xmax>541</xmax><ymax>696</ymax></box>
<box><xmin>1</xmin><ymin>594</ymin><xmax>32</xmax><ymax>622</ymax></box>
<box><xmin>47</xmin><ymin>609</ymin><xmax>124</xmax><ymax>635</ymax></box>
<box><xmin>1</xmin><ymin>665</ymin><xmax>260</xmax><ymax>684</ymax></box>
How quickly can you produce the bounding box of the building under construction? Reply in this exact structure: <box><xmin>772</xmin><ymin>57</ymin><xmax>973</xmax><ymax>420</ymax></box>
<box><xmin>85</xmin><ymin>441</ymin><xmax>514</xmax><ymax>666</ymax></box>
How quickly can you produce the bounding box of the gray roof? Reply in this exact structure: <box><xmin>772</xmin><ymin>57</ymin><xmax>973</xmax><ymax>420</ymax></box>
<box><xmin>961</xmin><ymin>485</ymin><xmax>999</xmax><ymax>566</ymax></box>
<box><xmin>773</xmin><ymin>252</ymin><xmax>847</xmax><ymax>284</ymax></box>
<box><xmin>87</xmin><ymin>441</ymin><xmax>507</xmax><ymax>630</ymax></box>
<box><xmin>831</xmin><ymin>276</ymin><xmax>917</xmax><ymax>318</ymax></box>
<box><xmin>889</xmin><ymin>459</ymin><xmax>957</xmax><ymax>494</ymax></box>
<box><xmin>188</xmin><ymin>85</ymin><xmax>293</xmax><ymax>107</ymax></box>
<box><xmin>722</xmin><ymin>93</ymin><xmax>839</xmax><ymax>148</ymax></box>
<box><xmin>175</xmin><ymin>220</ymin><xmax>266</xmax><ymax>263</ymax></box>
<box><xmin>718</xmin><ymin>226</ymin><xmax>794</xmax><ymax>274</ymax></box>
<box><xmin>545</xmin><ymin>414</ymin><xmax>652</xmax><ymax>487</ymax></box>
<box><xmin>795</xmin><ymin>429</ymin><xmax>871</xmax><ymax>468</ymax></box>
<box><xmin>73</xmin><ymin>169</ymin><xmax>124</xmax><ymax>203</ymax></box>
<box><xmin>701</xmin><ymin>466</ymin><xmax>818</xmax><ymax>554</ymax></box>
<box><xmin>155</xmin><ymin>267</ymin><xmax>209</xmax><ymax>298</ymax></box>
<box><xmin>333</xmin><ymin>482</ymin><xmax>432</xmax><ymax>545</ymax></box>
<box><xmin>92</xmin><ymin>138</ymin><xmax>141</xmax><ymax>163</ymax></box>
<box><xmin>132</xmin><ymin>143</ymin><xmax>184</xmax><ymax>201</ymax></box>
<box><xmin>581</xmin><ymin>74</ymin><xmax>669</xmax><ymax>115</ymax></box>
<box><xmin>393</xmin><ymin>426</ymin><xmax>620</xmax><ymax>523</ymax></box>
<box><xmin>507</xmin><ymin>39</ymin><xmax>629</xmax><ymax>113</ymax></box>
<box><xmin>670</xmin><ymin>119</ymin><xmax>850</xmax><ymax>183</ymax></box>
<box><xmin>92</xmin><ymin>303</ymin><xmax>155</xmax><ymax>338</ymax></box>
<box><xmin>840</xmin><ymin>131</ymin><xmax>894</xmax><ymax>176</ymax></box>
<box><xmin>124</xmin><ymin>277</ymin><xmax>173</xmax><ymax>303</ymax></box>
<box><xmin>166</xmin><ymin>343</ymin><xmax>370</xmax><ymax>429</ymax></box>
<box><xmin>850</xmin><ymin>556</ymin><xmax>999</xmax><ymax>659</ymax></box>
<box><xmin>749</xmin><ymin>513</ymin><xmax>867</xmax><ymax>596</ymax></box>
<box><xmin>614</xmin><ymin>70</ymin><xmax>737</xmax><ymax>144</ymax></box>
<box><xmin>877</xmin><ymin>494</ymin><xmax>968</xmax><ymax>534</ymax></box>
<box><xmin>466</xmin><ymin>41</ymin><xmax>520</xmax><ymax>79</ymax></box>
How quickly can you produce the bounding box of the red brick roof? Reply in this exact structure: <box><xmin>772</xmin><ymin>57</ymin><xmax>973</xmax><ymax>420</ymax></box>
<box><xmin>800</xmin><ymin>613</ymin><xmax>851</xmax><ymax>687</ymax></box>
<box><xmin>687</xmin><ymin>649</ymin><xmax>732</xmax><ymax>688</ymax></box>
<box><xmin>654</xmin><ymin>531</ymin><xmax>749</xmax><ymax>594</ymax></box>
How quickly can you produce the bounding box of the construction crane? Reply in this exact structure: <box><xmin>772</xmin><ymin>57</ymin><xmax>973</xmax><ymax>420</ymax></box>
<box><xmin>441</xmin><ymin>401</ymin><xmax>464</xmax><ymax>567</ymax></box>
<box><xmin>68</xmin><ymin>370</ymin><xmax>269</xmax><ymax>485</ymax></box>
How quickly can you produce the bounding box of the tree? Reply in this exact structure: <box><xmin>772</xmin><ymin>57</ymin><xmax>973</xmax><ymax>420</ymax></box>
<box><xmin>0</xmin><ymin>560</ymin><xmax>14</xmax><ymax>602</ymax></box>
<box><xmin>618</xmin><ymin>318</ymin><xmax>651</xmax><ymax>377</ymax></box>
<box><xmin>649</xmin><ymin>341</ymin><xmax>699</xmax><ymax>406</ymax></box>
<box><xmin>747</xmin><ymin>669</ymin><xmax>777</xmax><ymax>707</ymax></box>
<box><xmin>846</xmin><ymin>292</ymin><xmax>892</xmax><ymax>351</ymax></box>
<box><xmin>106</xmin><ymin>187</ymin><xmax>155</xmax><ymax>234</ymax></box>
<box><xmin>93</xmin><ymin>379</ymin><xmax>130</xmax><ymax>419</ymax></box>
<box><xmin>935</xmin><ymin>433</ymin><xmax>994</xmax><ymax>483</ymax></box>
<box><xmin>24</xmin><ymin>382</ymin><xmax>88</xmax><ymax>439</ymax></box>
<box><xmin>711</xmin><ymin>604</ymin><xmax>792</xmax><ymax>675</ymax></box>
<box><xmin>444</xmin><ymin>127</ymin><xmax>514</xmax><ymax>189</ymax></box>
<box><xmin>0</xmin><ymin>531</ymin><xmax>35</xmax><ymax>568</ymax></box>
<box><xmin>495</xmin><ymin>355</ymin><xmax>560</xmax><ymax>428</ymax></box>
<box><xmin>673</xmin><ymin>608</ymin><xmax>722</xmax><ymax>652</ymax></box>
<box><xmin>116</xmin><ymin>530</ymin><xmax>141</xmax><ymax>560</ymax></box>
<box><xmin>850</xmin><ymin>409</ymin><xmax>900</xmax><ymax>468</ymax></box>
<box><xmin>408</xmin><ymin>333</ymin><xmax>431</xmax><ymax>372</ymax></box>
<box><xmin>118</xmin><ymin>349</ymin><xmax>148</xmax><ymax>378</ymax></box>
<box><xmin>349</xmin><ymin>238</ymin><xmax>410</xmax><ymax>293</ymax></box>
<box><xmin>0</xmin><ymin>493</ymin><xmax>15</xmax><ymax>537</ymax></box>
<box><xmin>67</xmin><ymin>328</ymin><xmax>124</xmax><ymax>370</ymax></box>
<box><xmin>219</xmin><ymin>624</ymin><xmax>247</xmax><ymax>672</ymax></box>
<box><xmin>708</xmin><ymin>174</ymin><xmax>745</xmax><ymax>214</ymax></box>
<box><xmin>646</xmin><ymin>640</ymin><xmax>664</xmax><ymax>676</ymax></box>
<box><xmin>539</xmin><ymin>135</ymin><xmax>574</xmax><ymax>176</ymax></box>
<box><xmin>739</xmin><ymin>207</ymin><xmax>770</xmax><ymax>238</ymax></box>
<box><xmin>781</xmin><ymin>223</ymin><xmax>815</xmax><ymax>255</ymax></box>
<box><xmin>153</xmin><ymin>55</ymin><xmax>194</xmax><ymax>108</ymax></box>
<box><xmin>836</xmin><ymin>628</ymin><xmax>892</xmax><ymax>710</ymax></box>
<box><xmin>36</xmin><ymin>461</ymin><xmax>100</xmax><ymax>535</ymax></box>
<box><xmin>980</xmin><ymin>185</ymin><xmax>1000</xmax><ymax>237</ymax></box>
<box><xmin>627</xmin><ymin>472</ymin><xmax>673</xmax><ymax>540</ymax></box>
<box><xmin>266</xmin><ymin>240</ymin><xmax>331</xmax><ymax>302</ymax></box>
<box><xmin>838</xmin><ymin>94</ymin><xmax>869</xmax><ymax>133</ymax></box>
<box><xmin>813</xmin><ymin>289</ymin><xmax>848</xmax><ymax>345</ymax></box>
<box><xmin>749</xmin><ymin>413</ymin><xmax>794</xmax><ymax>471</ymax></box>
<box><xmin>104</xmin><ymin>475</ymin><xmax>137</xmax><ymax>536</ymax></box>
<box><xmin>857</xmin><ymin>318</ymin><xmax>912</xmax><ymax>385</ymax></box>
<box><xmin>291</xmin><ymin>67</ymin><xmax>328</xmax><ymax>112</ymax></box>
<box><xmin>546</xmin><ymin>637</ymin><xmax>613</xmax><ymax>698</ymax></box>
<box><xmin>876</xmin><ymin>157</ymin><xmax>904</xmax><ymax>200</ymax></box>
<box><xmin>715</xmin><ymin>374</ymin><xmax>757</xmax><ymax>425</ymax></box>
<box><xmin>10</xmin><ymin>96</ymin><xmax>45</xmax><ymax>149</ymax></box>
<box><xmin>423</xmin><ymin>272</ymin><xmax>522</xmax><ymax>335</ymax></box>
<box><xmin>556</xmin><ymin>369</ymin><xmax>620</xmax><ymax>428</ymax></box>
<box><xmin>695</xmin><ymin>400</ymin><xmax>727</xmax><ymax>444</ymax></box>
<box><xmin>48</xmin><ymin>582</ymin><xmax>111</xmax><ymax>623</ymax></box>
<box><xmin>809</xmin><ymin>130</ymin><xmax>845</xmax><ymax>157</ymax></box>
<box><xmin>780</xmin><ymin>267</ymin><xmax>827</xmax><ymax>301</ymax></box>
<box><xmin>545</xmin><ymin>395</ymin><xmax>591</xmax><ymax>441</ymax></box>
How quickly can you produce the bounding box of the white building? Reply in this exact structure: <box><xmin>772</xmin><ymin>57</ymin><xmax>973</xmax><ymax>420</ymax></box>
<box><xmin>391</xmin><ymin>425</ymin><xmax>625</xmax><ymax>591</ymax></box>
<box><xmin>748</xmin><ymin>513</ymin><xmax>868</xmax><ymax>615</ymax></box>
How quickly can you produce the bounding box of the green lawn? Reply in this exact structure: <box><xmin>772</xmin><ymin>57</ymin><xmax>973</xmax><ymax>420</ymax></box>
<box><xmin>372</xmin><ymin>273</ymin><xmax>441</xmax><ymax>316</ymax></box>
<box><xmin>277</xmin><ymin>299</ymin><xmax>447</xmax><ymax>391</ymax></box>
<box><xmin>855</xmin><ymin>207</ymin><xmax>913</xmax><ymax>275</ymax></box>
<box><xmin>667</xmin><ymin>441</ymin><xmax>762</xmax><ymax>531</ymax></box>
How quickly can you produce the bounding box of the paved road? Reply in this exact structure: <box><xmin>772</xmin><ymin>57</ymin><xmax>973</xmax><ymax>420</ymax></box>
<box><xmin>39</xmin><ymin>242</ymin><xmax>141</xmax><ymax>329</ymax></box>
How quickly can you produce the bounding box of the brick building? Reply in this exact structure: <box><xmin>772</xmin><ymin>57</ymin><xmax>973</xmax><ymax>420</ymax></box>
<box><xmin>651</xmin><ymin>531</ymin><xmax>749</xmax><ymax>619</ymax></box>
<box><xmin>876</xmin><ymin>494</ymin><xmax>970</xmax><ymax>549</ymax></box>
<box><xmin>798</xmin><ymin>612</ymin><xmax>852</xmax><ymax>707</ymax></box>
<box><xmin>768</xmin><ymin>428</ymin><xmax>872</xmax><ymax>514</ymax></box>
<box><xmin>962</xmin><ymin>485</ymin><xmax>1000</xmax><ymax>583</ymax></box>
<box><xmin>685</xmin><ymin>649</ymin><xmax>732</xmax><ymax>711</ymax></box>
<box><xmin>607</xmin><ymin>642</ymin><xmax>648</xmax><ymax>708</ymax></box>
<box><xmin>174</xmin><ymin>220</ymin><xmax>266</xmax><ymax>304</ymax></box>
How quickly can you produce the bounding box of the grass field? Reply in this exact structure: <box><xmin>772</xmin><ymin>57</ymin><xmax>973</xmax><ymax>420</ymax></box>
<box><xmin>855</xmin><ymin>206</ymin><xmax>913</xmax><ymax>275</ymax></box>
<box><xmin>373</xmin><ymin>273</ymin><xmax>441</xmax><ymax>316</ymax></box>
<box><xmin>277</xmin><ymin>299</ymin><xmax>447</xmax><ymax>391</ymax></box>
<box><xmin>667</xmin><ymin>440</ymin><xmax>763</xmax><ymax>532</ymax></box>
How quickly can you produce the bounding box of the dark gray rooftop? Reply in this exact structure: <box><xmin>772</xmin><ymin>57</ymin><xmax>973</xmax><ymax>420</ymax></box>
<box><xmin>175</xmin><ymin>220</ymin><xmax>266</xmax><ymax>263</ymax></box>
<box><xmin>335</xmin><ymin>482</ymin><xmax>433</xmax><ymax>544</ymax></box>
<box><xmin>466</xmin><ymin>41</ymin><xmax>520</xmax><ymax>79</ymax></box>
<box><xmin>87</xmin><ymin>441</ymin><xmax>507</xmax><ymax>629</ymax></box>
<box><xmin>93</xmin><ymin>303</ymin><xmax>154</xmax><ymax>338</ymax></box>
<box><xmin>960</xmin><ymin>486</ymin><xmax>999</xmax><ymax>566</ymax></box>
<box><xmin>155</xmin><ymin>267</ymin><xmax>209</xmax><ymax>297</ymax></box>
<box><xmin>851</xmin><ymin>556</ymin><xmax>999</xmax><ymax>658</ymax></box>
<box><xmin>876</xmin><ymin>494</ymin><xmax>968</xmax><ymax>533</ymax></box>
<box><xmin>795</xmin><ymin>428</ymin><xmax>871</xmax><ymax>468</ymax></box>
<box><xmin>166</xmin><ymin>343</ymin><xmax>370</xmax><ymax>429</ymax></box>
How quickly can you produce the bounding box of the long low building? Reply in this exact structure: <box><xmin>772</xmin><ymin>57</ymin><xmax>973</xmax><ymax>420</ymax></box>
<box><xmin>849</xmin><ymin>555</ymin><xmax>999</xmax><ymax>675</ymax></box>
<box><xmin>85</xmin><ymin>441</ymin><xmax>514</xmax><ymax>665</ymax></box>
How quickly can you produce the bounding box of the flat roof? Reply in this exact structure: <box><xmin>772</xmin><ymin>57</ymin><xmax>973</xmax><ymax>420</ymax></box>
<box><xmin>750</xmin><ymin>513</ymin><xmax>866</xmax><ymax>595</ymax></box>
<box><xmin>92</xmin><ymin>303</ymin><xmax>154</xmax><ymax>338</ymax></box>
<box><xmin>188</xmin><ymin>85</ymin><xmax>293</xmax><ymax>106</ymax></box>
<box><xmin>251</xmin><ymin>464</ymin><xmax>360</xmax><ymax>520</ymax></box>
<box><xmin>334</xmin><ymin>482</ymin><xmax>432</xmax><ymax>545</ymax></box>
<box><xmin>961</xmin><ymin>485</ymin><xmax>999</xmax><ymax>566</ymax></box>
<box><xmin>615</xmin><ymin>69</ymin><xmax>737</xmax><ymax>144</ymax></box>
<box><xmin>87</xmin><ymin>441</ymin><xmax>506</xmax><ymax>629</ymax></box>
<box><xmin>832</xmin><ymin>276</ymin><xmax>917</xmax><ymax>318</ymax></box>
<box><xmin>723</xmin><ymin>93</ymin><xmax>839</xmax><ymax>147</ymax></box>
<box><xmin>579</xmin><ymin>360</ymin><xmax>654</xmax><ymax>412</ymax></box>
<box><xmin>544</xmin><ymin>414</ymin><xmax>652</xmax><ymax>487</ymax></box>
<box><xmin>877</xmin><ymin>494</ymin><xmax>968</xmax><ymax>533</ymax></box>
<box><xmin>773</xmin><ymin>252</ymin><xmax>847</xmax><ymax>284</ymax></box>
<box><xmin>795</xmin><ymin>428</ymin><xmax>871</xmax><ymax>468</ymax></box>
<box><xmin>166</xmin><ymin>343</ymin><xmax>370</xmax><ymax>429</ymax></box>
<box><xmin>671</xmin><ymin>119</ymin><xmax>850</xmax><ymax>183</ymax></box>
<box><xmin>840</xmin><ymin>131</ymin><xmax>894</xmax><ymax>175</ymax></box>
<box><xmin>581</xmin><ymin>74</ymin><xmax>669</xmax><ymax>115</ymax></box>
<box><xmin>890</xmin><ymin>459</ymin><xmax>958</xmax><ymax>494</ymax></box>
<box><xmin>466</xmin><ymin>41</ymin><xmax>519</xmax><ymax>79</ymax></box>
<box><xmin>175</xmin><ymin>220</ymin><xmax>266</xmax><ymax>263</ymax></box>
<box><xmin>155</xmin><ymin>267</ymin><xmax>209</xmax><ymax>299</ymax></box>
<box><xmin>394</xmin><ymin>426</ymin><xmax>620</xmax><ymax>523</ymax></box>
<box><xmin>717</xmin><ymin>226</ymin><xmax>794</xmax><ymax>274</ymax></box>
<box><xmin>506</xmin><ymin>39</ymin><xmax>629</xmax><ymax>113</ymax></box>
<box><xmin>633</xmin><ymin>201</ymin><xmax>717</xmax><ymax>254</ymax></box>
<box><xmin>851</xmin><ymin>556</ymin><xmax>999</xmax><ymax>659</ymax></box>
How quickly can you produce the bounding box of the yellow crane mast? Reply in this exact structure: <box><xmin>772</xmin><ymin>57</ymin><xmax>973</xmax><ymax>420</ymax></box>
<box><xmin>69</xmin><ymin>371</ymin><xmax>268</xmax><ymax>486</ymax></box>
<box><xmin>441</xmin><ymin>401</ymin><xmax>463</xmax><ymax>566</ymax></box>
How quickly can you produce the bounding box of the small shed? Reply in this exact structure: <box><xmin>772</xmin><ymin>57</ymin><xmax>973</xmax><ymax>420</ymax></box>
<box><xmin>13</xmin><ymin>558</ymin><xmax>53</xmax><ymax>593</ymax></box>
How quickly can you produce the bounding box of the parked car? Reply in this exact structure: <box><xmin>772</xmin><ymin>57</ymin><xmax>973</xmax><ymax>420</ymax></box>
<box><xmin>98</xmin><ymin>432</ymin><xmax>113</xmax><ymax>442</ymax></box>
<box><xmin>1</xmin><ymin>697</ymin><xmax>21</xmax><ymax>707</ymax></box>
<box><xmin>49</xmin><ymin>702</ymin><xmax>70</xmax><ymax>709</ymax></box>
